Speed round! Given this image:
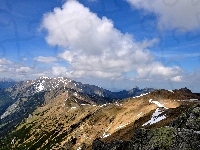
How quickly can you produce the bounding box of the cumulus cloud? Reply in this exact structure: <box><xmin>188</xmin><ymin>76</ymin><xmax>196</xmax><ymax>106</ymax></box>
<box><xmin>0</xmin><ymin>57</ymin><xmax>56</xmax><ymax>79</ymax></box>
<box><xmin>41</xmin><ymin>0</ymin><xmax>182</xmax><ymax>81</ymax></box>
<box><xmin>0</xmin><ymin>59</ymin><xmax>14</xmax><ymax>77</ymax></box>
<box><xmin>0</xmin><ymin>58</ymin><xmax>12</xmax><ymax>65</ymax></box>
<box><xmin>136</xmin><ymin>62</ymin><xmax>182</xmax><ymax>79</ymax></box>
<box><xmin>16</xmin><ymin>67</ymin><xmax>32</xmax><ymax>74</ymax></box>
<box><xmin>171</xmin><ymin>75</ymin><xmax>182</xmax><ymax>82</ymax></box>
<box><xmin>0</xmin><ymin>65</ymin><xmax>8</xmax><ymax>72</ymax></box>
<box><xmin>127</xmin><ymin>0</ymin><xmax>200</xmax><ymax>30</ymax></box>
<box><xmin>34</xmin><ymin>56</ymin><xmax>57</xmax><ymax>63</ymax></box>
<box><xmin>52</xmin><ymin>66</ymin><xmax>68</xmax><ymax>76</ymax></box>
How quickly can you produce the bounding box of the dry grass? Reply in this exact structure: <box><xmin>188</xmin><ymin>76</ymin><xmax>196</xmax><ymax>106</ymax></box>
<box><xmin>12</xmin><ymin>91</ymin><xmax>199</xmax><ymax>150</ymax></box>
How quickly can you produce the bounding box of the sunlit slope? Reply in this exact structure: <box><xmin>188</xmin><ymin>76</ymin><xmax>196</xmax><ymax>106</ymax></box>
<box><xmin>1</xmin><ymin>88</ymin><xmax>199</xmax><ymax>150</ymax></box>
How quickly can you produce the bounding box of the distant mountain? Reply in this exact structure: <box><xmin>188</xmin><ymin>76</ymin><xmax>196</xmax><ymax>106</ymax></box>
<box><xmin>5</xmin><ymin>76</ymin><xmax>154</xmax><ymax>100</ymax></box>
<box><xmin>0</xmin><ymin>78</ymin><xmax>16</xmax><ymax>89</ymax></box>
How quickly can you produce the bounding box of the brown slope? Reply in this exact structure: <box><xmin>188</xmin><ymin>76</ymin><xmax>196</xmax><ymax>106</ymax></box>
<box><xmin>101</xmin><ymin>101</ymin><xmax>197</xmax><ymax>143</ymax></box>
<box><xmin>2</xmin><ymin>88</ymin><xmax>199</xmax><ymax>150</ymax></box>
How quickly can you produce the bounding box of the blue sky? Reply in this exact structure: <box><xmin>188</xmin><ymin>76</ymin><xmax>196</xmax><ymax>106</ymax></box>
<box><xmin>0</xmin><ymin>0</ymin><xmax>200</xmax><ymax>92</ymax></box>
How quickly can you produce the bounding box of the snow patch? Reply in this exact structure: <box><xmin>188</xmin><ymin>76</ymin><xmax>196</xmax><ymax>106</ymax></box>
<box><xmin>102</xmin><ymin>132</ymin><xmax>111</xmax><ymax>138</ymax></box>
<box><xmin>80</xmin><ymin>104</ymin><xmax>89</xmax><ymax>106</ymax></box>
<box><xmin>73</xmin><ymin>92</ymin><xmax>78</xmax><ymax>97</ymax></box>
<box><xmin>71</xmin><ymin>107</ymin><xmax>76</xmax><ymax>109</ymax></box>
<box><xmin>39</xmin><ymin>76</ymin><xmax>50</xmax><ymax>79</ymax></box>
<box><xmin>77</xmin><ymin>146</ymin><xmax>82</xmax><ymax>150</ymax></box>
<box><xmin>132</xmin><ymin>92</ymin><xmax>150</xmax><ymax>98</ymax></box>
<box><xmin>142</xmin><ymin>108</ymin><xmax>166</xmax><ymax>126</ymax></box>
<box><xmin>168</xmin><ymin>90</ymin><xmax>174</xmax><ymax>93</ymax></box>
<box><xmin>149</xmin><ymin>99</ymin><xmax>168</xmax><ymax>109</ymax></box>
<box><xmin>100</xmin><ymin>104</ymin><xmax>107</xmax><ymax>107</ymax></box>
<box><xmin>37</xmin><ymin>83</ymin><xmax>44</xmax><ymax>91</ymax></box>
<box><xmin>190</xmin><ymin>99</ymin><xmax>198</xmax><ymax>101</ymax></box>
<box><xmin>116</xmin><ymin>122</ymin><xmax>130</xmax><ymax>130</ymax></box>
<box><xmin>101</xmin><ymin>126</ymin><xmax>111</xmax><ymax>138</ymax></box>
<box><xmin>115</xmin><ymin>102</ymin><xmax>122</xmax><ymax>106</ymax></box>
<box><xmin>137</xmin><ymin>112</ymin><xmax>142</xmax><ymax>116</ymax></box>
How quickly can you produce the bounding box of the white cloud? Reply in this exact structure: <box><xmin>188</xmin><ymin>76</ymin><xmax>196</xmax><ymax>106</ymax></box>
<box><xmin>127</xmin><ymin>0</ymin><xmax>200</xmax><ymax>30</ymax></box>
<box><xmin>34</xmin><ymin>56</ymin><xmax>57</xmax><ymax>63</ymax></box>
<box><xmin>16</xmin><ymin>67</ymin><xmax>32</xmax><ymax>74</ymax></box>
<box><xmin>0</xmin><ymin>65</ymin><xmax>8</xmax><ymax>72</ymax></box>
<box><xmin>136</xmin><ymin>62</ymin><xmax>182</xmax><ymax>80</ymax></box>
<box><xmin>0</xmin><ymin>58</ymin><xmax>12</xmax><ymax>65</ymax></box>
<box><xmin>52</xmin><ymin>66</ymin><xmax>67</xmax><ymax>76</ymax></box>
<box><xmin>0</xmin><ymin>57</ymin><xmax>65</xmax><ymax>79</ymax></box>
<box><xmin>171</xmin><ymin>75</ymin><xmax>182</xmax><ymax>82</ymax></box>
<box><xmin>41</xmin><ymin>0</ymin><xmax>182</xmax><ymax>81</ymax></box>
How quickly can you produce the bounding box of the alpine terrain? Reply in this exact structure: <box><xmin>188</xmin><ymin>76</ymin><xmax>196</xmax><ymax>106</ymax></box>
<box><xmin>0</xmin><ymin>77</ymin><xmax>199</xmax><ymax>150</ymax></box>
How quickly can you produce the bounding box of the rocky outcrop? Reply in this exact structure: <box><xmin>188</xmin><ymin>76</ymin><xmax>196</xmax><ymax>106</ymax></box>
<box><xmin>92</xmin><ymin>104</ymin><xmax>200</xmax><ymax>150</ymax></box>
<box><xmin>169</xmin><ymin>104</ymin><xmax>200</xmax><ymax>130</ymax></box>
<box><xmin>93</xmin><ymin>127</ymin><xmax>200</xmax><ymax>150</ymax></box>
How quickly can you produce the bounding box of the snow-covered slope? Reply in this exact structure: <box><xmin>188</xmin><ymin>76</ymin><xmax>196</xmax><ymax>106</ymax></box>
<box><xmin>142</xmin><ymin>99</ymin><xmax>168</xmax><ymax>126</ymax></box>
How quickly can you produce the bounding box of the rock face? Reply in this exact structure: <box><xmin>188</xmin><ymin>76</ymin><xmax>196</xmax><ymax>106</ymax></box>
<box><xmin>93</xmin><ymin>128</ymin><xmax>200</xmax><ymax>150</ymax></box>
<box><xmin>0</xmin><ymin>91</ymin><xmax>46</xmax><ymax>138</ymax></box>
<box><xmin>169</xmin><ymin>104</ymin><xmax>200</xmax><ymax>130</ymax></box>
<box><xmin>92</xmin><ymin>104</ymin><xmax>200</xmax><ymax>150</ymax></box>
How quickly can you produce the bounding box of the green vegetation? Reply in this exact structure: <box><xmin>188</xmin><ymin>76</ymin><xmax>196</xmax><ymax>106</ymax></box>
<box><xmin>151</xmin><ymin>127</ymin><xmax>173</xmax><ymax>148</ymax></box>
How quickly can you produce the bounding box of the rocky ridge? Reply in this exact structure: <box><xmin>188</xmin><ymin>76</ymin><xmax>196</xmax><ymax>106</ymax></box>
<box><xmin>92</xmin><ymin>104</ymin><xmax>200</xmax><ymax>150</ymax></box>
<box><xmin>0</xmin><ymin>77</ymin><xmax>200</xmax><ymax>149</ymax></box>
<box><xmin>0</xmin><ymin>76</ymin><xmax>153</xmax><ymax>140</ymax></box>
<box><xmin>5</xmin><ymin>76</ymin><xmax>154</xmax><ymax>100</ymax></box>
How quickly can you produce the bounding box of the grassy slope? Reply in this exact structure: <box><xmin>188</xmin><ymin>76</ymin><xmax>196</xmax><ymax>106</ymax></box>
<box><xmin>0</xmin><ymin>90</ymin><xmax>199</xmax><ymax>150</ymax></box>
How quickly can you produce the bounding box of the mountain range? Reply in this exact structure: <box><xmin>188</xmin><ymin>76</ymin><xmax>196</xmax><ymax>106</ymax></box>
<box><xmin>0</xmin><ymin>78</ymin><xmax>16</xmax><ymax>89</ymax></box>
<box><xmin>0</xmin><ymin>77</ymin><xmax>199</xmax><ymax>150</ymax></box>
